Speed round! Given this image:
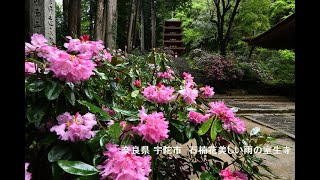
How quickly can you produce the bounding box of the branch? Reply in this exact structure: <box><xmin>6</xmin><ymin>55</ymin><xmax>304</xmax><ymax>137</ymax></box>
<box><xmin>225</xmin><ymin>0</ymin><xmax>241</xmax><ymax>45</ymax></box>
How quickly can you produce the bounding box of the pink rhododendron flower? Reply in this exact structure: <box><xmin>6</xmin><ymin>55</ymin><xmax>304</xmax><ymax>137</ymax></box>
<box><xmin>37</xmin><ymin>45</ymin><xmax>59</xmax><ymax>59</ymax></box>
<box><xmin>178</xmin><ymin>82</ymin><xmax>198</xmax><ymax>105</ymax></box>
<box><xmin>208</xmin><ymin>101</ymin><xmax>235</xmax><ymax>123</ymax></box>
<box><xmin>102</xmin><ymin>106</ymin><xmax>115</xmax><ymax>116</ymax></box>
<box><xmin>25</xmin><ymin>62</ymin><xmax>37</xmax><ymax>74</ymax></box>
<box><xmin>142</xmin><ymin>83</ymin><xmax>176</xmax><ymax>104</ymax></box>
<box><xmin>64</xmin><ymin>35</ymin><xmax>104</xmax><ymax>56</ymax></box>
<box><xmin>25</xmin><ymin>43</ymin><xmax>36</xmax><ymax>56</ymax></box>
<box><xmin>47</xmin><ymin>51</ymin><xmax>96</xmax><ymax>83</ymax></box>
<box><xmin>25</xmin><ymin>162</ymin><xmax>32</xmax><ymax>180</ymax></box>
<box><xmin>183</xmin><ymin>72</ymin><xmax>194</xmax><ymax>83</ymax></box>
<box><xmin>31</xmin><ymin>34</ymin><xmax>48</xmax><ymax>47</ymax></box>
<box><xmin>219</xmin><ymin>169</ymin><xmax>248</xmax><ymax>180</ymax></box>
<box><xmin>94</xmin><ymin>49</ymin><xmax>112</xmax><ymax>63</ymax></box>
<box><xmin>188</xmin><ymin>111</ymin><xmax>211</xmax><ymax>124</ymax></box>
<box><xmin>200</xmin><ymin>85</ymin><xmax>215</xmax><ymax>98</ymax></box>
<box><xmin>223</xmin><ymin>117</ymin><xmax>246</xmax><ymax>134</ymax></box>
<box><xmin>25</xmin><ymin>34</ymin><xmax>49</xmax><ymax>56</ymax></box>
<box><xmin>157</xmin><ymin>69</ymin><xmax>175</xmax><ymax>80</ymax></box>
<box><xmin>107</xmin><ymin>120</ymin><xmax>115</xmax><ymax>127</ymax></box>
<box><xmin>233</xmin><ymin>171</ymin><xmax>248</xmax><ymax>180</ymax></box>
<box><xmin>219</xmin><ymin>168</ymin><xmax>235</xmax><ymax>180</ymax></box>
<box><xmin>133</xmin><ymin>107</ymin><xmax>169</xmax><ymax>144</ymax></box>
<box><xmin>98</xmin><ymin>143</ymin><xmax>151</xmax><ymax>180</ymax></box>
<box><xmin>120</xmin><ymin>121</ymin><xmax>134</xmax><ymax>132</ymax></box>
<box><xmin>50</xmin><ymin>112</ymin><xmax>97</xmax><ymax>142</ymax></box>
<box><xmin>133</xmin><ymin>79</ymin><xmax>141</xmax><ymax>88</ymax></box>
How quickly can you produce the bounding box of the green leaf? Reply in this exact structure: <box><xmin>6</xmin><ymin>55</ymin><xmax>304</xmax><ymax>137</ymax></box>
<box><xmin>26</xmin><ymin>105</ymin><xmax>47</xmax><ymax>123</ymax></box>
<box><xmin>65</xmin><ymin>82</ymin><xmax>74</xmax><ymax>90</ymax></box>
<box><xmin>45</xmin><ymin>81</ymin><xmax>62</xmax><ymax>100</ymax></box>
<box><xmin>131</xmin><ymin>90</ymin><xmax>139</xmax><ymax>98</ymax></box>
<box><xmin>87</xmin><ymin>130</ymin><xmax>107</xmax><ymax>151</ymax></box>
<box><xmin>93</xmin><ymin>69</ymin><xmax>107</xmax><ymax>80</ymax></box>
<box><xmin>65</xmin><ymin>89</ymin><xmax>76</xmax><ymax>106</ymax></box>
<box><xmin>178</xmin><ymin>111</ymin><xmax>188</xmax><ymax>121</ymax></box>
<box><xmin>210</xmin><ymin>125</ymin><xmax>217</xmax><ymax>142</ymax></box>
<box><xmin>112</xmin><ymin>107</ymin><xmax>138</xmax><ymax>117</ymax></box>
<box><xmin>100</xmin><ymin>134</ymin><xmax>111</xmax><ymax>148</ymax></box>
<box><xmin>200</xmin><ymin>172</ymin><xmax>216</xmax><ymax>180</ymax></box>
<box><xmin>198</xmin><ymin>117</ymin><xmax>213</xmax><ymax>136</ymax></box>
<box><xmin>169</xmin><ymin>124</ymin><xmax>186</xmax><ymax>144</ymax></box>
<box><xmin>210</xmin><ymin>119</ymin><xmax>222</xmax><ymax>142</ymax></box>
<box><xmin>170</xmin><ymin>120</ymin><xmax>186</xmax><ymax>132</ymax></box>
<box><xmin>78</xmin><ymin>100</ymin><xmax>111</xmax><ymax>120</ymax></box>
<box><xmin>48</xmin><ymin>144</ymin><xmax>71</xmax><ymax>162</ymax></box>
<box><xmin>108</xmin><ymin>122</ymin><xmax>122</xmax><ymax>142</ymax></box>
<box><xmin>185</xmin><ymin>124</ymin><xmax>195</xmax><ymax>139</ymax></box>
<box><xmin>27</xmin><ymin>80</ymin><xmax>45</xmax><ymax>92</ymax></box>
<box><xmin>84</xmin><ymin>88</ymin><xmax>94</xmax><ymax>100</ymax></box>
<box><xmin>57</xmin><ymin>160</ymin><xmax>99</xmax><ymax>176</ymax></box>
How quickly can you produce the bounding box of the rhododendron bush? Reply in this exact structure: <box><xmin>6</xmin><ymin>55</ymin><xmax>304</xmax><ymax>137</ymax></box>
<box><xmin>25</xmin><ymin>34</ymin><xmax>277</xmax><ymax>180</ymax></box>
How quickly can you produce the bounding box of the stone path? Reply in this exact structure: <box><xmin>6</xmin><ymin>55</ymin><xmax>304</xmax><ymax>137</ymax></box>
<box><xmin>171</xmin><ymin>57</ymin><xmax>207</xmax><ymax>84</ymax></box>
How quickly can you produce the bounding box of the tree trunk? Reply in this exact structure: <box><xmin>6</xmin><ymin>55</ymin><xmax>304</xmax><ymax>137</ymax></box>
<box><xmin>89</xmin><ymin>0</ymin><xmax>95</xmax><ymax>38</ymax></box>
<box><xmin>127</xmin><ymin>0</ymin><xmax>136</xmax><ymax>52</ymax></box>
<box><xmin>132</xmin><ymin>0</ymin><xmax>139</xmax><ymax>49</ymax></box>
<box><xmin>151</xmin><ymin>0</ymin><xmax>156</xmax><ymax>48</ymax></box>
<box><xmin>68</xmin><ymin>0</ymin><xmax>81</xmax><ymax>37</ymax></box>
<box><xmin>140</xmin><ymin>0</ymin><xmax>145</xmax><ymax>51</ymax></box>
<box><xmin>102</xmin><ymin>0</ymin><xmax>108</xmax><ymax>42</ymax></box>
<box><xmin>63</xmin><ymin>0</ymin><xmax>69</xmax><ymax>35</ymax></box>
<box><xmin>95</xmin><ymin>0</ymin><xmax>105</xmax><ymax>40</ymax></box>
<box><xmin>106</xmin><ymin>0</ymin><xmax>118</xmax><ymax>49</ymax></box>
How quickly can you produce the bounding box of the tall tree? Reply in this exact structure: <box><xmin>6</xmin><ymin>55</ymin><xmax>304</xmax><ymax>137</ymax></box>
<box><xmin>89</xmin><ymin>0</ymin><xmax>96</xmax><ymax>38</ymax></box>
<box><xmin>106</xmin><ymin>0</ymin><xmax>118</xmax><ymax>49</ymax></box>
<box><xmin>63</xmin><ymin>0</ymin><xmax>69</xmax><ymax>35</ymax></box>
<box><xmin>95</xmin><ymin>0</ymin><xmax>105</xmax><ymax>40</ymax></box>
<box><xmin>68</xmin><ymin>0</ymin><xmax>81</xmax><ymax>37</ymax></box>
<box><xmin>151</xmin><ymin>0</ymin><xmax>156</xmax><ymax>48</ymax></box>
<box><xmin>140</xmin><ymin>0</ymin><xmax>145</xmax><ymax>51</ymax></box>
<box><xmin>127</xmin><ymin>0</ymin><xmax>137</xmax><ymax>52</ymax></box>
<box><xmin>209</xmin><ymin>0</ymin><xmax>241</xmax><ymax>56</ymax></box>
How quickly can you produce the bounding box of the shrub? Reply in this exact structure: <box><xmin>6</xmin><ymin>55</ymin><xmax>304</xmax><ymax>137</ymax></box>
<box><xmin>25</xmin><ymin>34</ymin><xmax>278</xmax><ymax>179</ymax></box>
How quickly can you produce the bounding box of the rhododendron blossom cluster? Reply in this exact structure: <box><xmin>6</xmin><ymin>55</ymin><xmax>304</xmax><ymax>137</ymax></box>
<box><xmin>200</xmin><ymin>85</ymin><xmax>215</xmax><ymax>98</ymax></box>
<box><xmin>98</xmin><ymin>143</ymin><xmax>151</xmax><ymax>180</ymax></box>
<box><xmin>219</xmin><ymin>168</ymin><xmax>248</xmax><ymax>180</ymax></box>
<box><xmin>188</xmin><ymin>111</ymin><xmax>211</xmax><ymax>124</ymax></box>
<box><xmin>46</xmin><ymin>51</ymin><xmax>96</xmax><ymax>83</ymax></box>
<box><xmin>50</xmin><ymin>112</ymin><xmax>97</xmax><ymax>142</ymax></box>
<box><xmin>157</xmin><ymin>68</ymin><xmax>175</xmax><ymax>79</ymax></box>
<box><xmin>64</xmin><ymin>35</ymin><xmax>104</xmax><ymax>55</ymax></box>
<box><xmin>142</xmin><ymin>83</ymin><xmax>176</xmax><ymax>104</ymax></box>
<box><xmin>25</xmin><ymin>34</ymin><xmax>99</xmax><ymax>83</ymax></box>
<box><xmin>133</xmin><ymin>107</ymin><xmax>169</xmax><ymax>144</ymax></box>
<box><xmin>208</xmin><ymin>101</ymin><xmax>246</xmax><ymax>134</ymax></box>
<box><xmin>25</xmin><ymin>62</ymin><xmax>37</xmax><ymax>75</ymax></box>
<box><xmin>133</xmin><ymin>79</ymin><xmax>141</xmax><ymax>88</ymax></box>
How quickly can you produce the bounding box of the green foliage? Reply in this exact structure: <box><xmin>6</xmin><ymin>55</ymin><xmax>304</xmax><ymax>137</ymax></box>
<box><xmin>57</xmin><ymin>160</ymin><xmax>99</xmax><ymax>176</ymax></box>
<box><xmin>25</xmin><ymin>34</ymin><xmax>279</xmax><ymax>179</ymax></box>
